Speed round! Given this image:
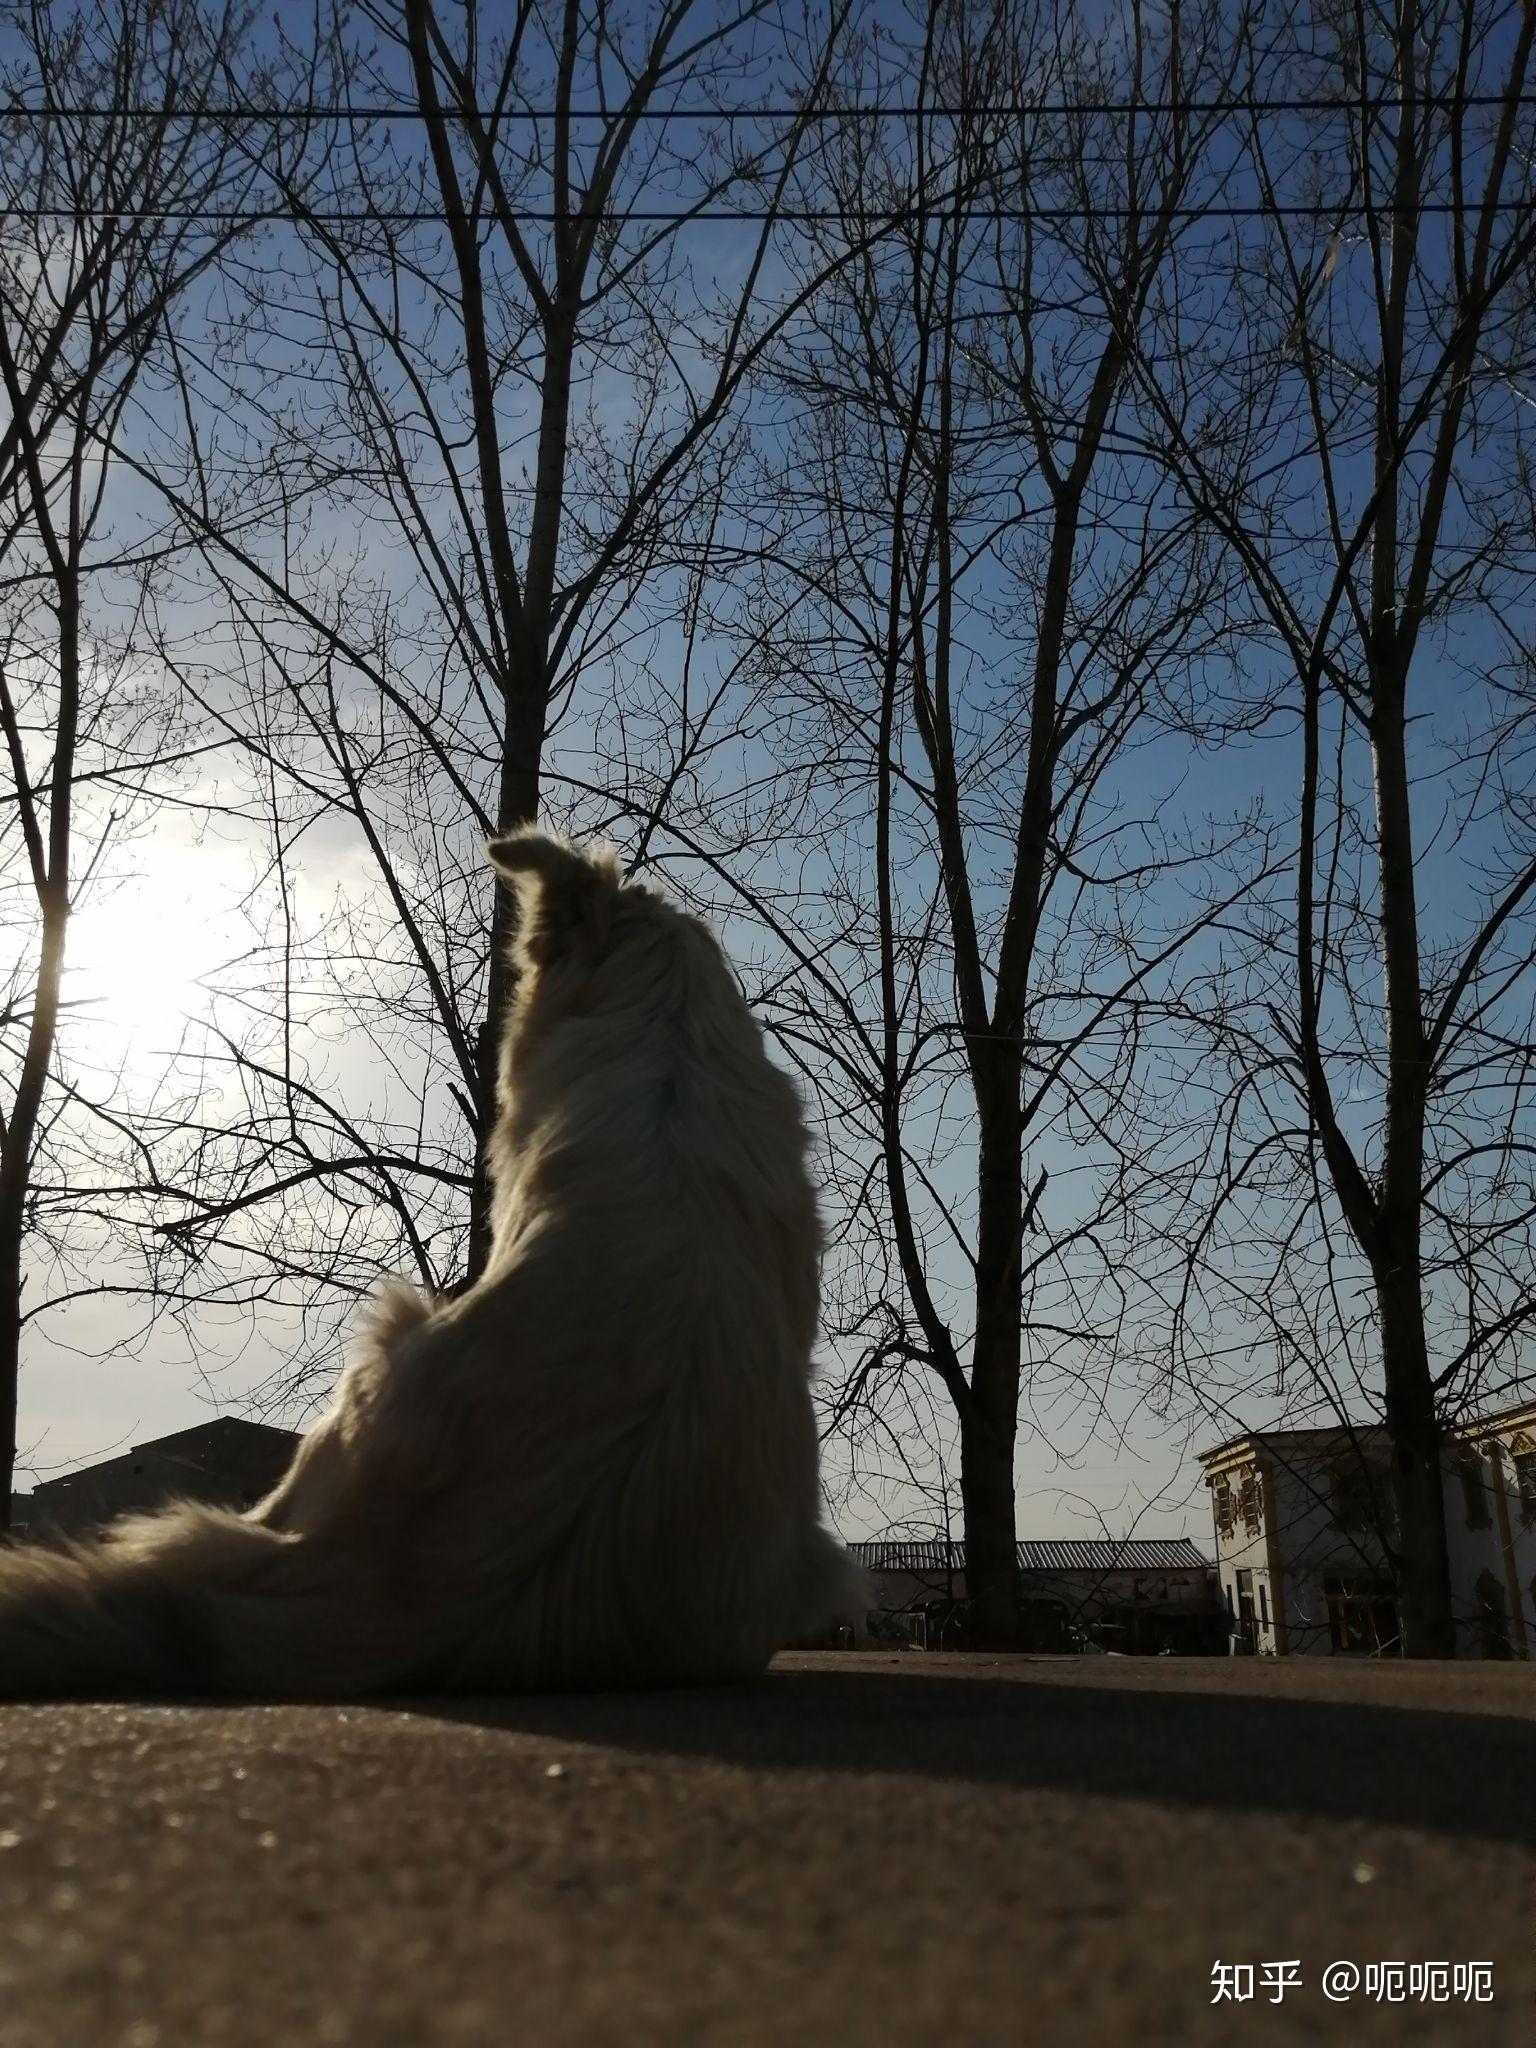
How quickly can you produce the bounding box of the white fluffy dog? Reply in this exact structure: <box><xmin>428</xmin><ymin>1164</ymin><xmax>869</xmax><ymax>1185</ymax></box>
<box><xmin>0</xmin><ymin>832</ymin><xmax>860</xmax><ymax>1695</ymax></box>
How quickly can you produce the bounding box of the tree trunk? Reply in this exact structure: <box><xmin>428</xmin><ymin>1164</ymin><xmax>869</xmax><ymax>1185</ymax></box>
<box><xmin>1376</xmin><ymin>1248</ymin><xmax>1456</xmax><ymax>1657</ymax></box>
<box><xmin>461</xmin><ymin>281</ymin><xmax>576</xmax><ymax>1285</ymax></box>
<box><xmin>964</xmin><ymin>1078</ymin><xmax>1025</xmax><ymax>1649</ymax></box>
<box><xmin>0</xmin><ymin>880</ymin><xmax>70</xmax><ymax>1532</ymax></box>
<box><xmin>960</xmin><ymin>1405</ymin><xmax>1019</xmax><ymax>1650</ymax></box>
<box><xmin>1357</xmin><ymin>10</ymin><xmax>1455</xmax><ymax>1657</ymax></box>
<box><xmin>463</xmin><ymin>692</ymin><xmax>544</xmax><ymax>1284</ymax></box>
<box><xmin>0</xmin><ymin>568</ymin><xmax>77</xmax><ymax>1526</ymax></box>
<box><xmin>1369</xmin><ymin>650</ymin><xmax>1455</xmax><ymax>1656</ymax></box>
<box><xmin>0</xmin><ymin>1245</ymin><xmax>17</xmax><ymax>1532</ymax></box>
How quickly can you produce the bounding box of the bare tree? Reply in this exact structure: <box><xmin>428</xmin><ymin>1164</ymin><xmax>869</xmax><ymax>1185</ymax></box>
<box><xmin>690</xmin><ymin>0</ymin><xmax>1245</xmax><ymax>1643</ymax></box>
<box><xmin>106</xmin><ymin>0</ymin><xmax>862</xmax><ymax>1379</ymax></box>
<box><xmin>0</xmin><ymin>0</ymin><xmax>271</xmax><ymax>1522</ymax></box>
<box><xmin>1138</xmin><ymin>0</ymin><xmax>1536</xmax><ymax>1654</ymax></box>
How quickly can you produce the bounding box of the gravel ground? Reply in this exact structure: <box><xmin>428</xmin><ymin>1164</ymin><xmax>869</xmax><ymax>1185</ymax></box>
<box><xmin>0</xmin><ymin>1651</ymin><xmax>1531</xmax><ymax>2047</ymax></box>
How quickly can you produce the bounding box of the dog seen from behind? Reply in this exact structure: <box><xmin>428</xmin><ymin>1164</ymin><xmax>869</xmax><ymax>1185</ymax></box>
<box><xmin>0</xmin><ymin>831</ymin><xmax>860</xmax><ymax>1696</ymax></box>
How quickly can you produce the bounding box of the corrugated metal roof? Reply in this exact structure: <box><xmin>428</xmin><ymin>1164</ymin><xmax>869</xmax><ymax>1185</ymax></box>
<box><xmin>1016</xmin><ymin>1537</ymin><xmax>1211</xmax><ymax>1572</ymax></box>
<box><xmin>848</xmin><ymin>1537</ymin><xmax>1211</xmax><ymax>1574</ymax></box>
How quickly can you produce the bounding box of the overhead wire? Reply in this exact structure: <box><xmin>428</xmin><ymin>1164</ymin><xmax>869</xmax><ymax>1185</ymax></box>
<box><xmin>1</xmin><ymin>92</ymin><xmax>1535</xmax><ymax>119</ymax></box>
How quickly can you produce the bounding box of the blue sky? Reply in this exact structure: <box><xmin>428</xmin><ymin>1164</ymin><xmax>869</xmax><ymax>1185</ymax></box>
<box><xmin>7</xmin><ymin>0</ymin><xmax>1536</xmax><ymax>1558</ymax></box>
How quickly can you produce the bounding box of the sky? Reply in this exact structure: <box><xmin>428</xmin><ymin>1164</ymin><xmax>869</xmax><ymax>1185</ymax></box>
<box><xmin>6</xmin><ymin>0</ymin><xmax>1536</xmax><ymax>1562</ymax></box>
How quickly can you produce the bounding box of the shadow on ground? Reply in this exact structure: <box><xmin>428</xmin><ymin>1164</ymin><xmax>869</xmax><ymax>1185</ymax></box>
<box><xmin>401</xmin><ymin>1666</ymin><xmax>1533</xmax><ymax>1850</ymax></box>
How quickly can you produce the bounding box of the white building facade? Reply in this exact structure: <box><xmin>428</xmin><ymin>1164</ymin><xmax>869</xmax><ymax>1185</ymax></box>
<box><xmin>1198</xmin><ymin>1400</ymin><xmax>1535</xmax><ymax>1658</ymax></box>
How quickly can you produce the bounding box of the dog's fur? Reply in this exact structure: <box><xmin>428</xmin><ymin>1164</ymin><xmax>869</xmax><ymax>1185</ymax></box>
<box><xmin>0</xmin><ymin>831</ymin><xmax>860</xmax><ymax>1696</ymax></box>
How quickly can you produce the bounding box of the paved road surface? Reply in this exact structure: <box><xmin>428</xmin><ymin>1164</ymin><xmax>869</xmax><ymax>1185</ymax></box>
<box><xmin>0</xmin><ymin>1653</ymin><xmax>1531</xmax><ymax>2046</ymax></box>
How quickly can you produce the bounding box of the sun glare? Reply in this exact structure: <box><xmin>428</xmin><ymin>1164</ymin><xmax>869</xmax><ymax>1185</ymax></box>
<box><xmin>67</xmin><ymin>854</ymin><xmax>227</xmax><ymax>1057</ymax></box>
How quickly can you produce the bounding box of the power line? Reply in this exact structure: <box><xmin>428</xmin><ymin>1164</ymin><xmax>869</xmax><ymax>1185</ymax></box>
<box><xmin>1</xmin><ymin>93</ymin><xmax>1536</xmax><ymax>122</ymax></box>
<box><xmin>0</xmin><ymin>200</ymin><xmax>1532</xmax><ymax>225</ymax></box>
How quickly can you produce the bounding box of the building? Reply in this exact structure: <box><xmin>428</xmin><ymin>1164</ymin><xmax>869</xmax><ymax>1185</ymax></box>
<box><xmin>10</xmin><ymin>1417</ymin><xmax>301</xmax><ymax>1540</ymax></box>
<box><xmin>1197</xmin><ymin>1399</ymin><xmax>1536</xmax><ymax>1659</ymax></box>
<box><xmin>848</xmin><ymin>1536</ymin><xmax>1221</xmax><ymax>1650</ymax></box>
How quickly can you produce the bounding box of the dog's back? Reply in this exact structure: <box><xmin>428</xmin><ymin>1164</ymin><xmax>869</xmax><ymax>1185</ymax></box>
<box><xmin>348</xmin><ymin>838</ymin><xmax>850</xmax><ymax>1687</ymax></box>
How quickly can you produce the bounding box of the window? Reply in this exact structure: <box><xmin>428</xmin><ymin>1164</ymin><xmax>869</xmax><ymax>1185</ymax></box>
<box><xmin>1333</xmin><ymin>1458</ymin><xmax>1385</xmax><ymax>1533</ymax></box>
<box><xmin>1474</xmin><ymin>1570</ymin><xmax>1512</xmax><ymax>1659</ymax></box>
<box><xmin>1457</xmin><ymin>1451</ymin><xmax>1491</xmax><ymax>1531</ymax></box>
<box><xmin>1214</xmin><ymin>1481</ymin><xmax>1234</xmax><ymax>1536</ymax></box>
<box><xmin>1324</xmin><ymin>1575</ymin><xmax>1399</xmax><ymax>1655</ymax></box>
<box><xmin>1239</xmin><ymin>1470</ymin><xmax>1260</xmax><ymax>1534</ymax></box>
<box><xmin>1259</xmin><ymin>1582</ymin><xmax>1270</xmax><ymax>1629</ymax></box>
<box><xmin>1511</xmin><ymin>1438</ymin><xmax>1536</xmax><ymax>1530</ymax></box>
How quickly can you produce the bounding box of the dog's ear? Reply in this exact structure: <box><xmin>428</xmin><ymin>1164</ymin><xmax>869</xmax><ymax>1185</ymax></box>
<box><xmin>486</xmin><ymin>829</ymin><xmax>620</xmax><ymax>963</ymax></box>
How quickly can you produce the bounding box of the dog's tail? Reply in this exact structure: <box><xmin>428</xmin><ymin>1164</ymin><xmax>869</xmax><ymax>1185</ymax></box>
<box><xmin>0</xmin><ymin>1503</ymin><xmax>419</xmax><ymax>1700</ymax></box>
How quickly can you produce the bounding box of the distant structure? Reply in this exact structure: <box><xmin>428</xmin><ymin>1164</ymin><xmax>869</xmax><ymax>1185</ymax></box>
<box><xmin>1198</xmin><ymin>1398</ymin><xmax>1535</xmax><ymax>1660</ymax></box>
<box><xmin>10</xmin><ymin>1418</ymin><xmax>301</xmax><ymax>1541</ymax></box>
<box><xmin>848</xmin><ymin>1536</ymin><xmax>1220</xmax><ymax>1651</ymax></box>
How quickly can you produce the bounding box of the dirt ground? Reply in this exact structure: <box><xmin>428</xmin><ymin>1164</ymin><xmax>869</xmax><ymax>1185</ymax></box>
<box><xmin>0</xmin><ymin>1651</ymin><xmax>1530</xmax><ymax>2047</ymax></box>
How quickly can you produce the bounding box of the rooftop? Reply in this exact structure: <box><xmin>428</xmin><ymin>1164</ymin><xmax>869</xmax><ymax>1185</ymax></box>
<box><xmin>1197</xmin><ymin>1394</ymin><xmax>1536</xmax><ymax>1469</ymax></box>
<box><xmin>849</xmin><ymin>1537</ymin><xmax>1211</xmax><ymax>1575</ymax></box>
<box><xmin>29</xmin><ymin>1416</ymin><xmax>302</xmax><ymax>1496</ymax></box>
